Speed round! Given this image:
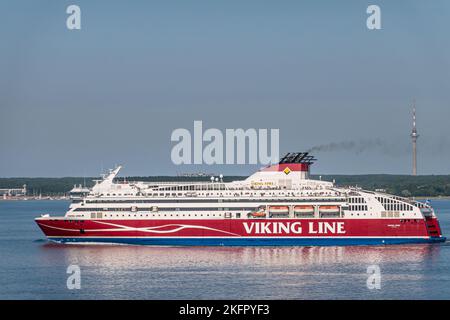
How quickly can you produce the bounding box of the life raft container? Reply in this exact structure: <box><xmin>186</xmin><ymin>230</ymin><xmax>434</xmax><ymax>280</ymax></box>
<box><xmin>250</xmin><ymin>211</ymin><xmax>266</xmax><ymax>218</ymax></box>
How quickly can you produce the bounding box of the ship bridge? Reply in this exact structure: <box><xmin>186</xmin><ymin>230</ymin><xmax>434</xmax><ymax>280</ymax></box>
<box><xmin>244</xmin><ymin>152</ymin><xmax>330</xmax><ymax>189</ymax></box>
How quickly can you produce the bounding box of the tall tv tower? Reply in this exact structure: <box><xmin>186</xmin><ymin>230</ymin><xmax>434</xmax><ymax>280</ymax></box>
<box><xmin>411</xmin><ymin>101</ymin><xmax>419</xmax><ymax>176</ymax></box>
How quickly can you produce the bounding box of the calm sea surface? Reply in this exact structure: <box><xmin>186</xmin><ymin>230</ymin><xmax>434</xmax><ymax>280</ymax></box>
<box><xmin>0</xmin><ymin>200</ymin><xmax>449</xmax><ymax>300</ymax></box>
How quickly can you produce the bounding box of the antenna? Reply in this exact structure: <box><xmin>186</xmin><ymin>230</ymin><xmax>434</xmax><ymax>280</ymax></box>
<box><xmin>411</xmin><ymin>99</ymin><xmax>419</xmax><ymax>176</ymax></box>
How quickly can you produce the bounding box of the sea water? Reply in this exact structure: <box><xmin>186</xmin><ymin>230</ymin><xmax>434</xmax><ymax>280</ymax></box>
<box><xmin>0</xmin><ymin>200</ymin><xmax>449</xmax><ymax>299</ymax></box>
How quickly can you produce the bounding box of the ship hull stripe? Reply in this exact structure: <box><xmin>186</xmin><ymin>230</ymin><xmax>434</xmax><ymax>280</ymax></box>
<box><xmin>46</xmin><ymin>236</ymin><xmax>446</xmax><ymax>246</ymax></box>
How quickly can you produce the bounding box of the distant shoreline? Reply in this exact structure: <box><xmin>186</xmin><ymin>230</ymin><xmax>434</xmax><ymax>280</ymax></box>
<box><xmin>0</xmin><ymin>197</ymin><xmax>69</xmax><ymax>201</ymax></box>
<box><xmin>1</xmin><ymin>174</ymin><xmax>450</xmax><ymax>199</ymax></box>
<box><xmin>2</xmin><ymin>196</ymin><xmax>450</xmax><ymax>202</ymax></box>
<box><xmin>410</xmin><ymin>196</ymin><xmax>450</xmax><ymax>200</ymax></box>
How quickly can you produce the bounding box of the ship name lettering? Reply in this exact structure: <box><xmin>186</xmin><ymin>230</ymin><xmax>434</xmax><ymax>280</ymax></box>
<box><xmin>308</xmin><ymin>222</ymin><xmax>346</xmax><ymax>234</ymax></box>
<box><xmin>243</xmin><ymin>222</ymin><xmax>302</xmax><ymax>234</ymax></box>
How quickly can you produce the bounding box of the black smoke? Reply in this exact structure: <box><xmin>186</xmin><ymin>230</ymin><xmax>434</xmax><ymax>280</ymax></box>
<box><xmin>307</xmin><ymin>138</ymin><xmax>385</xmax><ymax>155</ymax></box>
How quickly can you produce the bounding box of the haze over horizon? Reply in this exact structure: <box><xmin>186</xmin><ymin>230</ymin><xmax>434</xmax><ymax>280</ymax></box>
<box><xmin>1</xmin><ymin>0</ymin><xmax>450</xmax><ymax>177</ymax></box>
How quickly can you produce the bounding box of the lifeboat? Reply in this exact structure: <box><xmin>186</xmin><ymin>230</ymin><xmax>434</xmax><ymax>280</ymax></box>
<box><xmin>319</xmin><ymin>205</ymin><xmax>340</xmax><ymax>214</ymax></box>
<box><xmin>293</xmin><ymin>205</ymin><xmax>315</xmax><ymax>214</ymax></box>
<box><xmin>269</xmin><ymin>206</ymin><xmax>289</xmax><ymax>215</ymax></box>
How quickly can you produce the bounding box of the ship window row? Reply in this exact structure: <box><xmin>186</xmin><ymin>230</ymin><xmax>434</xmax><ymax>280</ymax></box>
<box><xmin>348</xmin><ymin>213</ymin><xmax>374</xmax><ymax>217</ymax></box>
<box><xmin>348</xmin><ymin>197</ymin><xmax>366</xmax><ymax>204</ymax></box>
<box><xmin>92</xmin><ymin>213</ymin><xmax>233</xmax><ymax>218</ymax></box>
<box><xmin>375</xmin><ymin>197</ymin><xmax>414</xmax><ymax>211</ymax></box>
<box><xmin>86</xmin><ymin>212</ymin><xmax>356</xmax><ymax>219</ymax></box>
<box><xmin>84</xmin><ymin>198</ymin><xmax>344</xmax><ymax>204</ymax></box>
<box><xmin>77</xmin><ymin>207</ymin><xmax>256</xmax><ymax>212</ymax></box>
<box><xmin>383</xmin><ymin>203</ymin><xmax>413</xmax><ymax>211</ymax></box>
<box><xmin>97</xmin><ymin>191</ymin><xmax>340</xmax><ymax>199</ymax></box>
<box><xmin>156</xmin><ymin>184</ymin><xmax>227</xmax><ymax>191</ymax></box>
<box><xmin>348</xmin><ymin>205</ymin><xmax>368</xmax><ymax>211</ymax></box>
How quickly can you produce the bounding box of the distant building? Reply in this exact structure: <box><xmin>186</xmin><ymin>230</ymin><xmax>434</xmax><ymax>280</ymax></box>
<box><xmin>177</xmin><ymin>172</ymin><xmax>216</xmax><ymax>178</ymax></box>
<box><xmin>0</xmin><ymin>184</ymin><xmax>27</xmax><ymax>196</ymax></box>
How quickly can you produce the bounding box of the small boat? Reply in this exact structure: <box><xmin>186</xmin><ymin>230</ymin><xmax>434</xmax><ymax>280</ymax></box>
<box><xmin>250</xmin><ymin>211</ymin><xmax>266</xmax><ymax>218</ymax></box>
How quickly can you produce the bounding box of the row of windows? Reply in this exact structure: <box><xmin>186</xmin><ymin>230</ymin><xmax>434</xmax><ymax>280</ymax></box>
<box><xmin>104</xmin><ymin>191</ymin><xmax>336</xmax><ymax>198</ymax></box>
<box><xmin>90</xmin><ymin>212</ymin><xmax>230</xmax><ymax>219</ymax></box>
<box><xmin>84</xmin><ymin>212</ymin><xmax>350</xmax><ymax>219</ymax></box>
<box><xmin>156</xmin><ymin>184</ymin><xmax>227</xmax><ymax>191</ymax></box>
<box><xmin>348</xmin><ymin>205</ymin><xmax>368</xmax><ymax>211</ymax></box>
<box><xmin>375</xmin><ymin>197</ymin><xmax>414</xmax><ymax>211</ymax></box>
<box><xmin>383</xmin><ymin>203</ymin><xmax>412</xmax><ymax>211</ymax></box>
<box><xmin>348</xmin><ymin>197</ymin><xmax>366</xmax><ymax>204</ymax></box>
<box><xmin>77</xmin><ymin>207</ymin><xmax>256</xmax><ymax>212</ymax></box>
<box><xmin>84</xmin><ymin>198</ymin><xmax>344</xmax><ymax>204</ymax></box>
<box><xmin>75</xmin><ymin>212</ymin><xmax>417</xmax><ymax>220</ymax></box>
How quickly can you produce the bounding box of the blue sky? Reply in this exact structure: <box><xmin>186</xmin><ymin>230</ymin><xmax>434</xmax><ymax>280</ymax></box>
<box><xmin>1</xmin><ymin>0</ymin><xmax>449</xmax><ymax>177</ymax></box>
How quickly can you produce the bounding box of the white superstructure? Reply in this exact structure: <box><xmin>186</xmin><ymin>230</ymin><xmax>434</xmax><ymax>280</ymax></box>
<box><xmin>64</xmin><ymin>153</ymin><xmax>433</xmax><ymax>222</ymax></box>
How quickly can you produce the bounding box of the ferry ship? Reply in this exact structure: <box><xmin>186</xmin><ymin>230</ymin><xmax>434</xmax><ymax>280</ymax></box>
<box><xmin>35</xmin><ymin>153</ymin><xmax>446</xmax><ymax>246</ymax></box>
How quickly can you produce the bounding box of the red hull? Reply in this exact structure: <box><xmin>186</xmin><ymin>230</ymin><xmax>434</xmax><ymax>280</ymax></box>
<box><xmin>36</xmin><ymin>217</ymin><xmax>443</xmax><ymax>239</ymax></box>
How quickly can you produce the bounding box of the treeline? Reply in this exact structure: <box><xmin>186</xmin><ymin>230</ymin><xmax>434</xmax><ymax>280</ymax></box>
<box><xmin>1</xmin><ymin>175</ymin><xmax>450</xmax><ymax>197</ymax></box>
<box><xmin>311</xmin><ymin>174</ymin><xmax>450</xmax><ymax>197</ymax></box>
<box><xmin>0</xmin><ymin>176</ymin><xmax>245</xmax><ymax>196</ymax></box>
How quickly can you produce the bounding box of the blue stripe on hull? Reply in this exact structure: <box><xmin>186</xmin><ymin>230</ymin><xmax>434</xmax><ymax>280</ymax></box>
<box><xmin>48</xmin><ymin>237</ymin><xmax>446</xmax><ymax>246</ymax></box>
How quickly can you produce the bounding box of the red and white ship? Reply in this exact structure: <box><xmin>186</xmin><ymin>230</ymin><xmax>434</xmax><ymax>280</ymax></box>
<box><xmin>35</xmin><ymin>153</ymin><xmax>446</xmax><ymax>246</ymax></box>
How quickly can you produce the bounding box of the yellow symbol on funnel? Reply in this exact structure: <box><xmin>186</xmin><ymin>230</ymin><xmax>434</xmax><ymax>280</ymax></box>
<box><xmin>283</xmin><ymin>167</ymin><xmax>291</xmax><ymax>175</ymax></box>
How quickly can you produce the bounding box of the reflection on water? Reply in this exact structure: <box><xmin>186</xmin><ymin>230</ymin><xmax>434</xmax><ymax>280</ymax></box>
<box><xmin>32</xmin><ymin>242</ymin><xmax>448</xmax><ymax>299</ymax></box>
<box><xmin>1</xmin><ymin>200</ymin><xmax>450</xmax><ymax>299</ymax></box>
<box><xmin>39</xmin><ymin>243</ymin><xmax>441</xmax><ymax>269</ymax></box>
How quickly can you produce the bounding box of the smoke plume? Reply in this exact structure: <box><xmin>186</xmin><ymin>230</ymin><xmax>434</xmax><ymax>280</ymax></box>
<box><xmin>307</xmin><ymin>138</ymin><xmax>385</xmax><ymax>155</ymax></box>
